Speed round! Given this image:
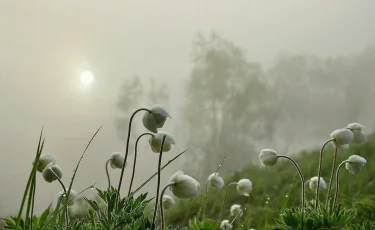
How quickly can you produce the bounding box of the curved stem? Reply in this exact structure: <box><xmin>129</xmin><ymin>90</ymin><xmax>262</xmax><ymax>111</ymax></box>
<box><xmin>216</xmin><ymin>182</ymin><xmax>237</xmax><ymax>227</ymax></box>
<box><xmin>326</xmin><ymin>147</ymin><xmax>338</xmax><ymax>207</ymax></box>
<box><xmin>316</xmin><ymin>139</ymin><xmax>334</xmax><ymax>209</ymax></box>
<box><xmin>333</xmin><ymin>160</ymin><xmax>350</xmax><ymax>209</ymax></box>
<box><xmin>49</xmin><ymin>169</ymin><xmax>69</xmax><ymax>226</ymax></box>
<box><xmin>151</xmin><ymin>135</ymin><xmax>167</xmax><ymax>228</ymax></box>
<box><xmin>128</xmin><ymin>132</ymin><xmax>154</xmax><ymax>196</ymax></box>
<box><xmin>278</xmin><ymin>155</ymin><xmax>305</xmax><ymax>229</ymax></box>
<box><xmin>159</xmin><ymin>183</ymin><xmax>175</xmax><ymax>230</ymax></box>
<box><xmin>105</xmin><ymin>159</ymin><xmax>111</xmax><ymax>189</ymax></box>
<box><xmin>116</xmin><ymin>108</ymin><xmax>151</xmax><ymax>203</ymax></box>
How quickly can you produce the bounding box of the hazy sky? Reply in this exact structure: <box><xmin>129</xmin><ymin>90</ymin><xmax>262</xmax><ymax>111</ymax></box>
<box><xmin>0</xmin><ymin>0</ymin><xmax>375</xmax><ymax>215</ymax></box>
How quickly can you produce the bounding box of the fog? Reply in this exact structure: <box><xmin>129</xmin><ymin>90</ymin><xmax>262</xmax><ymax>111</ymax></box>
<box><xmin>1</xmin><ymin>0</ymin><xmax>375</xmax><ymax>215</ymax></box>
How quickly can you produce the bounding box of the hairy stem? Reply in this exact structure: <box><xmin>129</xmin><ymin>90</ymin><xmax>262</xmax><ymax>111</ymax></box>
<box><xmin>116</xmin><ymin>108</ymin><xmax>151</xmax><ymax>204</ymax></box>
<box><xmin>128</xmin><ymin>132</ymin><xmax>154</xmax><ymax>196</ymax></box>
<box><xmin>159</xmin><ymin>183</ymin><xmax>175</xmax><ymax>230</ymax></box>
<box><xmin>316</xmin><ymin>139</ymin><xmax>334</xmax><ymax>209</ymax></box>
<box><xmin>151</xmin><ymin>135</ymin><xmax>167</xmax><ymax>228</ymax></box>
<box><xmin>326</xmin><ymin>147</ymin><xmax>338</xmax><ymax>207</ymax></box>
<box><xmin>333</xmin><ymin>160</ymin><xmax>350</xmax><ymax>209</ymax></box>
<box><xmin>105</xmin><ymin>159</ymin><xmax>111</xmax><ymax>189</ymax></box>
<box><xmin>216</xmin><ymin>182</ymin><xmax>237</xmax><ymax>227</ymax></box>
<box><xmin>278</xmin><ymin>155</ymin><xmax>305</xmax><ymax>229</ymax></box>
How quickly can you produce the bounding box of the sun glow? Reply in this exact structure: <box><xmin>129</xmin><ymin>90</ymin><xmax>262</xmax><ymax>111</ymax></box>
<box><xmin>79</xmin><ymin>71</ymin><xmax>94</xmax><ymax>85</ymax></box>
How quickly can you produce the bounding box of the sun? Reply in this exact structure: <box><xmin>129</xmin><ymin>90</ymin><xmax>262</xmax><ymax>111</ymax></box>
<box><xmin>79</xmin><ymin>71</ymin><xmax>94</xmax><ymax>85</ymax></box>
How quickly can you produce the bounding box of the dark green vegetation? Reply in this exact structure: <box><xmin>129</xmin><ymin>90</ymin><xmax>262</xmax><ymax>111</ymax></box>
<box><xmin>165</xmin><ymin>133</ymin><xmax>375</xmax><ymax>229</ymax></box>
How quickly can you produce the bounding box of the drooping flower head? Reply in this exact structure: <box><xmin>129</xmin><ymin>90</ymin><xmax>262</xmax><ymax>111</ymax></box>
<box><xmin>345</xmin><ymin>155</ymin><xmax>367</xmax><ymax>174</ymax></box>
<box><xmin>162</xmin><ymin>195</ymin><xmax>176</xmax><ymax>209</ymax></box>
<box><xmin>142</xmin><ymin>105</ymin><xmax>171</xmax><ymax>133</ymax></box>
<box><xmin>230</xmin><ymin>204</ymin><xmax>243</xmax><ymax>217</ymax></box>
<box><xmin>330</xmin><ymin>128</ymin><xmax>354</xmax><ymax>148</ymax></box>
<box><xmin>236</xmin><ymin>179</ymin><xmax>252</xmax><ymax>196</ymax></box>
<box><xmin>168</xmin><ymin>171</ymin><xmax>200</xmax><ymax>199</ymax></box>
<box><xmin>42</xmin><ymin>163</ymin><xmax>63</xmax><ymax>183</ymax></box>
<box><xmin>220</xmin><ymin>220</ymin><xmax>232</xmax><ymax>230</ymax></box>
<box><xmin>59</xmin><ymin>189</ymin><xmax>77</xmax><ymax>206</ymax></box>
<box><xmin>259</xmin><ymin>149</ymin><xmax>278</xmax><ymax>167</ymax></box>
<box><xmin>208</xmin><ymin>172</ymin><xmax>224</xmax><ymax>189</ymax></box>
<box><xmin>308</xmin><ymin>176</ymin><xmax>327</xmax><ymax>192</ymax></box>
<box><xmin>346</xmin><ymin>123</ymin><xmax>366</xmax><ymax>144</ymax></box>
<box><xmin>109</xmin><ymin>152</ymin><xmax>126</xmax><ymax>169</ymax></box>
<box><xmin>37</xmin><ymin>154</ymin><xmax>56</xmax><ymax>172</ymax></box>
<box><xmin>148</xmin><ymin>131</ymin><xmax>176</xmax><ymax>153</ymax></box>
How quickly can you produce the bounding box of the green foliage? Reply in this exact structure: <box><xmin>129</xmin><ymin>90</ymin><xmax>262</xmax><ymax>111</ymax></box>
<box><xmin>188</xmin><ymin>217</ymin><xmax>217</xmax><ymax>230</ymax></box>
<box><xmin>348</xmin><ymin>220</ymin><xmax>375</xmax><ymax>230</ymax></box>
<box><xmin>3</xmin><ymin>206</ymin><xmax>51</xmax><ymax>230</ymax></box>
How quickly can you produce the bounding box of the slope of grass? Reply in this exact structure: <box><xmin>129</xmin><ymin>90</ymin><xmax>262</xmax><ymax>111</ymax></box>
<box><xmin>165</xmin><ymin>133</ymin><xmax>375</xmax><ymax>229</ymax></box>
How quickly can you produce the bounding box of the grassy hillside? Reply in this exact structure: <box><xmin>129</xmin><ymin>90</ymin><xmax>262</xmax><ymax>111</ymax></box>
<box><xmin>164</xmin><ymin>133</ymin><xmax>375</xmax><ymax>229</ymax></box>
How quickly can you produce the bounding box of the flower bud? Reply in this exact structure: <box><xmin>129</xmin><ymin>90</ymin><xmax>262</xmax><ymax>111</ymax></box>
<box><xmin>37</xmin><ymin>154</ymin><xmax>56</xmax><ymax>172</ymax></box>
<box><xmin>142</xmin><ymin>105</ymin><xmax>171</xmax><ymax>133</ymax></box>
<box><xmin>168</xmin><ymin>171</ymin><xmax>200</xmax><ymax>199</ymax></box>
<box><xmin>259</xmin><ymin>149</ymin><xmax>278</xmax><ymax>167</ymax></box>
<box><xmin>59</xmin><ymin>189</ymin><xmax>77</xmax><ymax>206</ymax></box>
<box><xmin>346</xmin><ymin>123</ymin><xmax>366</xmax><ymax>144</ymax></box>
<box><xmin>236</xmin><ymin>179</ymin><xmax>252</xmax><ymax>196</ymax></box>
<box><xmin>162</xmin><ymin>195</ymin><xmax>175</xmax><ymax>209</ymax></box>
<box><xmin>109</xmin><ymin>152</ymin><xmax>125</xmax><ymax>169</ymax></box>
<box><xmin>330</xmin><ymin>128</ymin><xmax>354</xmax><ymax>147</ymax></box>
<box><xmin>230</xmin><ymin>204</ymin><xmax>243</xmax><ymax>217</ymax></box>
<box><xmin>208</xmin><ymin>172</ymin><xmax>224</xmax><ymax>189</ymax></box>
<box><xmin>345</xmin><ymin>155</ymin><xmax>367</xmax><ymax>174</ymax></box>
<box><xmin>148</xmin><ymin>131</ymin><xmax>176</xmax><ymax>153</ymax></box>
<box><xmin>308</xmin><ymin>176</ymin><xmax>326</xmax><ymax>192</ymax></box>
<box><xmin>220</xmin><ymin>220</ymin><xmax>232</xmax><ymax>230</ymax></box>
<box><xmin>42</xmin><ymin>163</ymin><xmax>63</xmax><ymax>183</ymax></box>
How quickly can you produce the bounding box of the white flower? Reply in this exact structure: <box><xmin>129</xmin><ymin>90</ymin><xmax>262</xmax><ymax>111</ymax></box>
<box><xmin>259</xmin><ymin>149</ymin><xmax>278</xmax><ymax>167</ymax></box>
<box><xmin>208</xmin><ymin>172</ymin><xmax>224</xmax><ymax>189</ymax></box>
<box><xmin>345</xmin><ymin>155</ymin><xmax>367</xmax><ymax>174</ymax></box>
<box><xmin>346</xmin><ymin>123</ymin><xmax>366</xmax><ymax>144</ymax></box>
<box><xmin>59</xmin><ymin>189</ymin><xmax>77</xmax><ymax>206</ymax></box>
<box><xmin>168</xmin><ymin>171</ymin><xmax>200</xmax><ymax>199</ymax></box>
<box><xmin>148</xmin><ymin>131</ymin><xmax>176</xmax><ymax>153</ymax></box>
<box><xmin>308</xmin><ymin>176</ymin><xmax>327</xmax><ymax>192</ymax></box>
<box><xmin>37</xmin><ymin>154</ymin><xmax>56</xmax><ymax>172</ymax></box>
<box><xmin>220</xmin><ymin>220</ymin><xmax>232</xmax><ymax>230</ymax></box>
<box><xmin>142</xmin><ymin>105</ymin><xmax>171</xmax><ymax>133</ymax></box>
<box><xmin>109</xmin><ymin>152</ymin><xmax>125</xmax><ymax>169</ymax></box>
<box><xmin>42</xmin><ymin>163</ymin><xmax>63</xmax><ymax>183</ymax></box>
<box><xmin>230</xmin><ymin>204</ymin><xmax>243</xmax><ymax>217</ymax></box>
<box><xmin>236</xmin><ymin>179</ymin><xmax>252</xmax><ymax>196</ymax></box>
<box><xmin>162</xmin><ymin>195</ymin><xmax>175</xmax><ymax>209</ymax></box>
<box><xmin>330</xmin><ymin>128</ymin><xmax>354</xmax><ymax>147</ymax></box>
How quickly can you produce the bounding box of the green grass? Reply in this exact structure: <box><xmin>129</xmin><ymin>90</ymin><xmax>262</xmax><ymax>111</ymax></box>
<box><xmin>165</xmin><ymin>133</ymin><xmax>375</xmax><ymax>229</ymax></box>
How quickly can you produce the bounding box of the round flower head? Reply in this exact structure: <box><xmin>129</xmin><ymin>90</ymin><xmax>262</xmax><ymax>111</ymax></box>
<box><xmin>220</xmin><ymin>220</ymin><xmax>232</xmax><ymax>230</ymax></box>
<box><xmin>345</xmin><ymin>155</ymin><xmax>367</xmax><ymax>174</ymax></box>
<box><xmin>308</xmin><ymin>176</ymin><xmax>327</xmax><ymax>192</ymax></box>
<box><xmin>168</xmin><ymin>171</ymin><xmax>200</xmax><ymax>199</ymax></box>
<box><xmin>109</xmin><ymin>152</ymin><xmax>126</xmax><ymax>169</ymax></box>
<box><xmin>142</xmin><ymin>104</ymin><xmax>171</xmax><ymax>133</ymax></box>
<box><xmin>236</xmin><ymin>179</ymin><xmax>252</xmax><ymax>196</ymax></box>
<box><xmin>230</xmin><ymin>204</ymin><xmax>243</xmax><ymax>217</ymax></box>
<box><xmin>148</xmin><ymin>131</ymin><xmax>176</xmax><ymax>153</ymax></box>
<box><xmin>59</xmin><ymin>189</ymin><xmax>77</xmax><ymax>206</ymax></box>
<box><xmin>162</xmin><ymin>195</ymin><xmax>175</xmax><ymax>209</ymax></box>
<box><xmin>42</xmin><ymin>163</ymin><xmax>63</xmax><ymax>183</ymax></box>
<box><xmin>208</xmin><ymin>172</ymin><xmax>224</xmax><ymax>189</ymax></box>
<box><xmin>346</xmin><ymin>123</ymin><xmax>366</xmax><ymax>144</ymax></box>
<box><xmin>37</xmin><ymin>154</ymin><xmax>56</xmax><ymax>172</ymax></box>
<box><xmin>259</xmin><ymin>149</ymin><xmax>278</xmax><ymax>167</ymax></box>
<box><xmin>330</xmin><ymin>128</ymin><xmax>354</xmax><ymax>147</ymax></box>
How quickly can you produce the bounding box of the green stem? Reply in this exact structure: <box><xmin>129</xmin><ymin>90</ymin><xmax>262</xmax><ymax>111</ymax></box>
<box><xmin>278</xmin><ymin>155</ymin><xmax>305</xmax><ymax>229</ymax></box>
<box><xmin>49</xmin><ymin>168</ymin><xmax>69</xmax><ymax>227</ymax></box>
<box><xmin>128</xmin><ymin>132</ymin><xmax>154</xmax><ymax>196</ymax></box>
<box><xmin>316</xmin><ymin>139</ymin><xmax>333</xmax><ymax>209</ymax></box>
<box><xmin>105</xmin><ymin>159</ymin><xmax>111</xmax><ymax>189</ymax></box>
<box><xmin>326</xmin><ymin>147</ymin><xmax>338</xmax><ymax>207</ymax></box>
<box><xmin>333</xmin><ymin>160</ymin><xmax>350</xmax><ymax>209</ymax></box>
<box><xmin>30</xmin><ymin>175</ymin><xmax>36</xmax><ymax>230</ymax></box>
<box><xmin>116</xmin><ymin>108</ymin><xmax>151</xmax><ymax>204</ymax></box>
<box><xmin>159</xmin><ymin>183</ymin><xmax>175</xmax><ymax>230</ymax></box>
<box><xmin>151</xmin><ymin>135</ymin><xmax>167</xmax><ymax>229</ymax></box>
<box><xmin>216</xmin><ymin>182</ymin><xmax>237</xmax><ymax>227</ymax></box>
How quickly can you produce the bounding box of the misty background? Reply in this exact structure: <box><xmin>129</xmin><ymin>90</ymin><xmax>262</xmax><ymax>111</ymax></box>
<box><xmin>1</xmin><ymin>0</ymin><xmax>375</xmax><ymax>216</ymax></box>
